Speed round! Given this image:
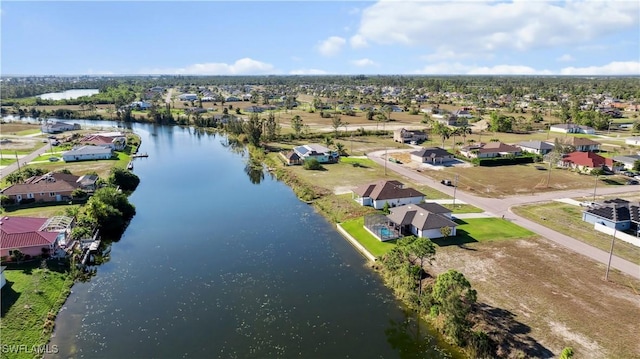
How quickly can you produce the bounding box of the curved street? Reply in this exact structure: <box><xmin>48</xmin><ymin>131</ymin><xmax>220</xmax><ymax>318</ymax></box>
<box><xmin>367</xmin><ymin>149</ymin><xmax>640</xmax><ymax>279</ymax></box>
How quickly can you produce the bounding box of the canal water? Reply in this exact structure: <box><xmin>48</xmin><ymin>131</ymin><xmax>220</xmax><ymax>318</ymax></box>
<box><xmin>24</xmin><ymin>120</ymin><xmax>460</xmax><ymax>358</ymax></box>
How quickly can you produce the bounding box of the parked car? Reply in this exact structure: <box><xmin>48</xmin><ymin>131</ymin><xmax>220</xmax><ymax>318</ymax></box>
<box><xmin>626</xmin><ymin>179</ymin><xmax>639</xmax><ymax>185</ymax></box>
<box><xmin>441</xmin><ymin>179</ymin><xmax>454</xmax><ymax>186</ymax></box>
<box><xmin>48</xmin><ymin>157</ymin><xmax>59</xmax><ymax>162</ymax></box>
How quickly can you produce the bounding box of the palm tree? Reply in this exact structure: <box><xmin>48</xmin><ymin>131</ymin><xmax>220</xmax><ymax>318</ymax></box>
<box><xmin>458</xmin><ymin>121</ymin><xmax>472</xmax><ymax>145</ymax></box>
<box><xmin>450</xmin><ymin>128</ymin><xmax>462</xmax><ymax>150</ymax></box>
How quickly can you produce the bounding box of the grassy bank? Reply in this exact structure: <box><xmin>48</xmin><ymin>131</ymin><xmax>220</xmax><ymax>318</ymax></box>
<box><xmin>1</xmin><ymin>262</ymin><xmax>73</xmax><ymax>359</ymax></box>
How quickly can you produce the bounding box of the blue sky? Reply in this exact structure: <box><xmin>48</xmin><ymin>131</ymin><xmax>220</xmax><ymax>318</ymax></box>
<box><xmin>1</xmin><ymin>1</ymin><xmax>639</xmax><ymax>75</ymax></box>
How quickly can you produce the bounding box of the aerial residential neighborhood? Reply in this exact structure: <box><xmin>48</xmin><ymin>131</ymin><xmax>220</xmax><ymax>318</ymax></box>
<box><xmin>2</xmin><ymin>74</ymin><xmax>640</xmax><ymax>359</ymax></box>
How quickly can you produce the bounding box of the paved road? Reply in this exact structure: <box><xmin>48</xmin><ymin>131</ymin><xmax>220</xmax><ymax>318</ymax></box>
<box><xmin>165</xmin><ymin>88</ymin><xmax>173</xmax><ymax>104</ymax></box>
<box><xmin>0</xmin><ymin>140</ymin><xmax>53</xmax><ymax>180</ymax></box>
<box><xmin>367</xmin><ymin>149</ymin><xmax>640</xmax><ymax>279</ymax></box>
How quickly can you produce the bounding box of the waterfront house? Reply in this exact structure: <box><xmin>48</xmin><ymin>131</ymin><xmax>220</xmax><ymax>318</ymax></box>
<box><xmin>1</xmin><ymin>172</ymin><xmax>82</xmax><ymax>204</ymax></box>
<box><xmin>518</xmin><ymin>140</ymin><xmax>554</xmax><ymax>155</ymax></box>
<box><xmin>0</xmin><ymin>216</ymin><xmax>73</xmax><ymax>260</ymax></box>
<box><xmin>410</xmin><ymin>147</ymin><xmax>455</xmax><ymax>164</ymax></box>
<box><xmin>386</xmin><ymin>203</ymin><xmax>457</xmax><ymax>239</ymax></box>
<box><xmin>41</xmin><ymin>120</ymin><xmax>80</xmax><ymax>134</ymax></box>
<box><xmin>281</xmin><ymin>151</ymin><xmax>302</xmax><ymax>166</ymax></box>
<box><xmin>292</xmin><ymin>144</ymin><xmax>338</xmax><ymax>164</ymax></box>
<box><xmin>62</xmin><ymin>145</ymin><xmax>113</xmax><ymax>162</ymax></box>
<box><xmin>353</xmin><ymin>180</ymin><xmax>425</xmax><ymax>210</ymax></box>
<box><xmin>80</xmin><ymin>134</ymin><xmax>127</xmax><ymax>150</ymax></box>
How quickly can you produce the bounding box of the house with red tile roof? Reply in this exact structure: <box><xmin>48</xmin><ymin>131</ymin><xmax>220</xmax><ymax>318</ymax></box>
<box><xmin>560</xmin><ymin>151</ymin><xmax>621</xmax><ymax>172</ymax></box>
<box><xmin>80</xmin><ymin>134</ymin><xmax>126</xmax><ymax>150</ymax></box>
<box><xmin>0</xmin><ymin>216</ymin><xmax>72</xmax><ymax>259</ymax></box>
<box><xmin>353</xmin><ymin>180</ymin><xmax>425</xmax><ymax>210</ymax></box>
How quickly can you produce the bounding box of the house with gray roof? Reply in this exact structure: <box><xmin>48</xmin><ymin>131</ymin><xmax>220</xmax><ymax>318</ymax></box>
<box><xmin>613</xmin><ymin>155</ymin><xmax>640</xmax><ymax>170</ymax></box>
<box><xmin>410</xmin><ymin>147</ymin><xmax>454</xmax><ymax>164</ymax></box>
<box><xmin>62</xmin><ymin>145</ymin><xmax>113</xmax><ymax>162</ymax></box>
<box><xmin>582</xmin><ymin>199</ymin><xmax>640</xmax><ymax>231</ymax></box>
<box><xmin>353</xmin><ymin>180</ymin><xmax>425</xmax><ymax>210</ymax></box>
<box><xmin>518</xmin><ymin>140</ymin><xmax>554</xmax><ymax>155</ymax></box>
<box><xmin>293</xmin><ymin>144</ymin><xmax>337</xmax><ymax>164</ymax></box>
<box><xmin>386</xmin><ymin>203</ymin><xmax>457</xmax><ymax>239</ymax></box>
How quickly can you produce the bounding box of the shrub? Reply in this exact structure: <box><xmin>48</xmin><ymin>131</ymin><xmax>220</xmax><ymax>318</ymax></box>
<box><xmin>559</xmin><ymin>347</ymin><xmax>574</xmax><ymax>359</ymax></box>
<box><xmin>303</xmin><ymin>158</ymin><xmax>323</xmax><ymax>170</ymax></box>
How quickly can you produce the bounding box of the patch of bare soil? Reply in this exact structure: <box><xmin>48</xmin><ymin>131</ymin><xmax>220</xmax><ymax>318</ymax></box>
<box><xmin>431</xmin><ymin>238</ymin><xmax>640</xmax><ymax>358</ymax></box>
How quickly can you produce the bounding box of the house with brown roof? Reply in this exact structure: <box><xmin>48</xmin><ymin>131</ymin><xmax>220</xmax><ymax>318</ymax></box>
<box><xmin>280</xmin><ymin>151</ymin><xmax>302</xmax><ymax>165</ymax></box>
<box><xmin>393</xmin><ymin>128</ymin><xmax>428</xmax><ymax>143</ymax></box>
<box><xmin>1</xmin><ymin>172</ymin><xmax>84</xmax><ymax>204</ymax></box>
<box><xmin>0</xmin><ymin>216</ymin><xmax>73</xmax><ymax>259</ymax></box>
<box><xmin>560</xmin><ymin>151</ymin><xmax>620</xmax><ymax>172</ymax></box>
<box><xmin>353</xmin><ymin>180</ymin><xmax>425</xmax><ymax>210</ymax></box>
<box><xmin>564</xmin><ymin>137</ymin><xmax>601</xmax><ymax>152</ymax></box>
<box><xmin>386</xmin><ymin>203</ymin><xmax>457</xmax><ymax>239</ymax></box>
<box><xmin>459</xmin><ymin>141</ymin><xmax>521</xmax><ymax>159</ymax></box>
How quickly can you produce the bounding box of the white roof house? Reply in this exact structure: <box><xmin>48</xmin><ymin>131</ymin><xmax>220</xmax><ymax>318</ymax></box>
<box><xmin>62</xmin><ymin>145</ymin><xmax>113</xmax><ymax>162</ymax></box>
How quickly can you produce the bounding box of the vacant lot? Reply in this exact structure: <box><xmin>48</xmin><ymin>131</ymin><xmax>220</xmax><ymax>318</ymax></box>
<box><xmin>431</xmin><ymin>237</ymin><xmax>640</xmax><ymax>359</ymax></box>
<box><xmin>0</xmin><ymin>123</ymin><xmax>41</xmax><ymax>134</ymax></box>
<box><xmin>512</xmin><ymin>201</ymin><xmax>640</xmax><ymax>264</ymax></box>
<box><xmin>420</xmin><ymin>163</ymin><xmax>627</xmax><ymax>197</ymax></box>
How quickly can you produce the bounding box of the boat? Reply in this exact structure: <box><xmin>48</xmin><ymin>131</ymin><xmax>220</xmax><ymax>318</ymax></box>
<box><xmin>127</xmin><ymin>161</ymin><xmax>134</xmax><ymax>170</ymax></box>
<box><xmin>132</xmin><ymin>153</ymin><xmax>149</xmax><ymax>158</ymax></box>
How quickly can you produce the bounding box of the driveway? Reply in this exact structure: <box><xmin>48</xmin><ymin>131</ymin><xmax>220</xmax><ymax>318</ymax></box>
<box><xmin>367</xmin><ymin>149</ymin><xmax>640</xmax><ymax>279</ymax></box>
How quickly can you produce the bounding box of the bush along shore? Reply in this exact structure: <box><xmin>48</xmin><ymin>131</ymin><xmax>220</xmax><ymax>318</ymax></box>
<box><xmin>1</xmin><ymin>155</ymin><xmax>141</xmax><ymax>359</ymax></box>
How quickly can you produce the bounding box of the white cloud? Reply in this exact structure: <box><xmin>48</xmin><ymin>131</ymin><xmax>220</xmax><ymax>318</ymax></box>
<box><xmin>86</xmin><ymin>69</ymin><xmax>115</xmax><ymax>75</ymax></box>
<box><xmin>316</xmin><ymin>36</ymin><xmax>346</xmax><ymax>57</ymax></box>
<box><xmin>422</xmin><ymin>47</ymin><xmax>494</xmax><ymax>62</ymax></box>
<box><xmin>560</xmin><ymin>61</ymin><xmax>640</xmax><ymax>75</ymax></box>
<box><xmin>289</xmin><ymin>68</ymin><xmax>328</xmax><ymax>75</ymax></box>
<box><xmin>556</xmin><ymin>54</ymin><xmax>575</xmax><ymax>62</ymax></box>
<box><xmin>351</xmin><ymin>58</ymin><xmax>376</xmax><ymax>67</ymax></box>
<box><xmin>415</xmin><ymin>62</ymin><xmax>551</xmax><ymax>75</ymax></box>
<box><xmin>354</xmin><ymin>1</ymin><xmax>639</xmax><ymax>56</ymax></box>
<box><xmin>349</xmin><ymin>34</ymin><xmax>368</xmax><ymax>48</ymax></box>
<box><xmin>142</xmin><ymin>58</ymin><xmax>277</xmax><ymax>75</ymax></box>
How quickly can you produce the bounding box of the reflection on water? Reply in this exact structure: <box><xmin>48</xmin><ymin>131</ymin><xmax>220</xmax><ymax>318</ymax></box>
<box><xmin>37</xmin><ymin>89</ymin><xmax>100</xmax><ymax>100</ymax></box>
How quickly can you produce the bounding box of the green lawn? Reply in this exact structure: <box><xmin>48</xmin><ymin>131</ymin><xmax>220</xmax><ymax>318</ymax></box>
<box><xmin>433</xmin><ymin>218</ymin><xmax>536</xmax><ymax>246</ymax></box>
<box><xmin>441</xmin><ymin>203</ymin><xmax>484</xmax><ymax>213</ymax></box>
<box><xmin>339</xmin><ymin>156</ymin><xmax>377</xmax><ymax>167</ymax></box>
<box><xmin>0</xmin><ymin>158</ymin><xmax>17</xmax><ymax>166</ymax></box>
<box><xmin>1</xmin><ymin>264</ymin><xmax>73</xmax><ymax>359</ymax></box>
<box><xmin>2</xmin><ymin>204</ymin><xmax>79</xmax><ymax>217</ymax></box>
<box><xmin>340</xmin><ymin>217</ymin><xmax>396</xmax><ymax>257</ymax></box>
<box><xmin>15</xmin><ymin>129</ymin><xmax>42</xmax><ymax>136</ymax></box>
<box><xmin>31</xmin><ymin>153</ymin><xmax>63</xmax><ymax>162</ymax></box>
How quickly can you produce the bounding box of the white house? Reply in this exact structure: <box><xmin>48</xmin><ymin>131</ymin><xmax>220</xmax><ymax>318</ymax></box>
<box><xmin>518</xmin><ymin>140</ymin><xmax>555</xmax><ymax>155</ymax></box>
<box><xmin>130</xmin><ymin>101</ymin><xmax>152</xmax><ymax>110</ymax></box>
<box><xmin>62</xmin><ymin>145</ymin><xmax>113</xmax><ymax>162</ymax></box>
<box><xmin>626</xmin><ymin>137</ymin><xmax>640</xmax><ymax>146</ymax></box>
<box><xmin>41</xmin><ymin>120</ymin><xmax>80</xmax><ymax>134</ymax></box>
<box><xmin>613</xmin><ymin>155</ymin><xmax>640</xmax><ymax>170</ymax></box>
<box><xmin>353</xmin><ymin>180</ymin><xmax>425</xmax><ymax>210</ymax></box>
<box><xmin>387</xmin><ymin>203</ymin><xmax>458</xmax><ymax>239</ymax></box>
<box><xmin>292</xmin><ymin>144</ymin><xmax>338</xmax><ymax>164</ymax></box>
<box><xmin>179</xmin><ymin>93</ymin><xmax>198</xmax><ymax>101</ymax></box>
<box><xmin>549</xmin><ymin>124</ymin><xmax>596</xmax><ymax>134</ymax></box>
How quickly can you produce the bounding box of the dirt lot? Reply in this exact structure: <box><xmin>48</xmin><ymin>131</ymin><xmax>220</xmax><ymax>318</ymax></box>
<box><xmin>431</xmin><ymin>237</ymin><xmax>640</xmax><ymax>359</ymax></box>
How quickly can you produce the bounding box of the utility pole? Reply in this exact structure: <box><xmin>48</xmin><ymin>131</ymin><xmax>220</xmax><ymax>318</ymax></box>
<box><xmin>452</xmin><ymin>174</ymin><xmax>459</xmax><ymax>208</ymax></box>
<box><xmin>384</xmin><ymin>148</ymin><xmax>388</xmax><ymax>176</ymax></box>
<box><xmin>604</xmin><ymin>227</ymin><xmax>617</xmax><ymax>281</ymax></box>
<box><xmin>593</xmin><ymin>175</ymin><xmax>598</xmax><ymax>201</ymax></box>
